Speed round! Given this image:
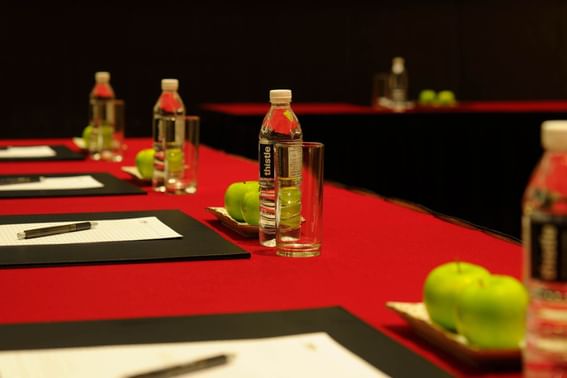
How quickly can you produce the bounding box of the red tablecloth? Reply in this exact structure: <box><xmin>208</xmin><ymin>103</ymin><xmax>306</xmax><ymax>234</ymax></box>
<box><xmin>201</xmin><ymin>101</ymin><xmax>567</xmax><ymax>116</ymax></box>
<box><xmin>0</xmin><ymin>138</ymin><xmax>522</xmax><ymax>377</ymax></box>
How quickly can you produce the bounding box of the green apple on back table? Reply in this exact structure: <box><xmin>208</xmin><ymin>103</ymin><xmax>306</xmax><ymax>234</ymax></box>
<box><xmin>437</xmin><ymin>90</ymin><xmax>457</xmax><ymax>106</ymax></box>
<box><xmin>418</xmin><ymin>89</ymin><xmax>437</xmax><ymax>106</ymax></box>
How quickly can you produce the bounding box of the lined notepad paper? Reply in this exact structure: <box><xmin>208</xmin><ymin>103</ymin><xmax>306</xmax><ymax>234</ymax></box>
<box><xmin>0</xmin><ymin>332</ymin><xmax>389</xmax><ymax>378</ymax></box>
<box><xmin>0</xmin><ymin>217</ymin><xmax>182</xmax><ymax>245</ymax></box>
<box><xmin>0</xmin><ymin>175</ymin><xmax>103</xmax><ymax>191</ymax></box>
<box><xmin>0</xmin><ymin>146</ymin><xmax>56</xmax><ymax>158</ymax></box>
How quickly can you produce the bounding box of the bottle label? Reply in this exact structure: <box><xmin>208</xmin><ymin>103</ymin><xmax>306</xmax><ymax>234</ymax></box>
<box><xmin>259</xmin><ymin>143</ymin><xmax>274</xmax><ymax>179</ymax></box>
<box><xmin>527</xmin><ymin>212</ymin><xmax>567</xmax><ymax>283</ymax></box>
<box><xmin>287</xmin><ymin>144</ymin><xmax>302</xmax><ymax>178</ymax></box>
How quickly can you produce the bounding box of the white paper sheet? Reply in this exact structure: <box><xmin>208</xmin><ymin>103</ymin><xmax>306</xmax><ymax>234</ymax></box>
<box><xmin>0</xmin><ymin>217</ymin><xmax>182</xmax><ymax>245</ymax></box>
<box><xmin>0</xmin><ymin>146</ymin><xmax>56</xmax><ymax>158</ymax></box>
<box><xmin>0</xmin><ymin>332</ymin><xmax>389</xmax><ymax>378</ymax></box>
<box><xmin>72</xmin><ymin>137</ymin><xmax>86</xmax><ymax>150</ymax></box>
<box><xmin>0</xmin><ymin>175</ymin><xmax>103</xmax><ymax>191</ymax></box>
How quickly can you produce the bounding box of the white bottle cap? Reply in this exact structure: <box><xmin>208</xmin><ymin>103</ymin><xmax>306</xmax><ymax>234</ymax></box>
<box><xmin>542</xmin><ymin>121</ymin><xmax>567</xmax><ymax>152</ymax></box>
<box><xmin>95</xmin><ymin>71</ymin><xmax>110</xmax><ymax>83</ymax></box>
<box><xmin>161</xmin><ymin>79</ymin><xmax>179</xmax><ymax>91</ymax></box>
<box><xmin>392</xmin><ymin>57</ymin><xmax>405</xmax><ymax>74</ymax></box>
<box><xmin>270</xmin><ymin>89</ymin><xmax>292</xmax><ymax>104</ymax></box>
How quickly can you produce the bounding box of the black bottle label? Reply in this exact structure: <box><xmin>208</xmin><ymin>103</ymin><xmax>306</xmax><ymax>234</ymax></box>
<box><xmin>527</xmin><ymin>213</ymin><xmax>567</xmax><ymax>282</ymax></box>
<box><xmin>259</xmin><ymin>143</ymin><xmax>274</xmax><ymax>179</ymax></box>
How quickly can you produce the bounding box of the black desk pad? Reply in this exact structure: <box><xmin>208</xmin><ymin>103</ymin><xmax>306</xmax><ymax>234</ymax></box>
<box><xmin>0</xmin><ymin>172</ymin><xmax>145</xmax><ymax>198</ymax></box>
<box><xmin>0</xmin><ymin>307</ymin><xmax>450</xmax><ymax>378</ymax></box>
<box><xmin>0</xmin><ymin>209</ymin><xmax>250</xmax><ymax>266</ymax></box>
<box><xmin>0</xmin><ymin>145</ymin><xmax>84</xmax><ymax>161</ymax></box>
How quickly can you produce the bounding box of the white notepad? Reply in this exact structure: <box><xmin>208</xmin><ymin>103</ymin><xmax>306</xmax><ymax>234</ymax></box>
<box><xmin>0</xmin><ymin>217</ymin><xmax>182</xmax><ymax>245</ymax></box>
<box><xmin>0</xmin><ymin>175</ymin><xmax>103</xmax><ymax>191</ymax></box>
<box><xmin>0</xmin><ymin>146</ymin><xmax>56</xmax><ymax>158</ymax></box>
<box><xmin>0</xmin><ymin>332</ymin><xmax>389</xmax><ymax>378</ymax></box>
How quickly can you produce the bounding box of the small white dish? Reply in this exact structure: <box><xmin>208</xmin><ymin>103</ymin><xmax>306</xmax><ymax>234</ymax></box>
<box><xmin>386</xmin><ymin>301</ymin><xmax>521</xmax><ymax>367</ymax></box>
<box><xmin>72</xmin><ymin>137</ymin><xmax>86</xmax><ymax>150</ymax></box>
<box><xmin>121</xmin><ymin>166</ymin><xmax>151</xmax><ymax>183</ymax></box>
<box><xmin>206</xmin><ymin>207</ymin><xmax>258</xmax><ymax>237</ymax></box>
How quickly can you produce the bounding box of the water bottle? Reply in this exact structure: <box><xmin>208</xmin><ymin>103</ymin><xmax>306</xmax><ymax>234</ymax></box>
<box><xmin>88</xmin><ymin>71</ymin><xmax>115</xmax><ymax>160</ymax></box>
<box><xmin>523</xmin><ymin>120</ymin><xmax>567</xmax><ymax>376</ymax></box>
<box><xmin>152</xmin><ymin>79</ymin><xmax>186</xmax><ymax>192</ymax></box>
<box><xmin>389</xmin><ymin>57</ymin><xmax>408</xmax><ymax>112</ymax></box>
<box><xmin>258</xmin><ymin>89</ymin><xmax>302</xmax><ymax>247</ymax></box>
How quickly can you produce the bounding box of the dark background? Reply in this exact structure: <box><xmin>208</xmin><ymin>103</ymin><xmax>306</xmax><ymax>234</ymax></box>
<box><xmin>2</xmin><ymin>1</ymin><xmax>567</xmax><ymax>138</ymax></box>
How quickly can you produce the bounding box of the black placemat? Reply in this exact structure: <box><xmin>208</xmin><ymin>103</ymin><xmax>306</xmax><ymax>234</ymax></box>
<box><xmin>0</xmin><ymin>172</ymin><xmax>144</xmax><ymax>198</ymax></box>
<box><xmin>0</xmin><ymin>145</ymin><xmax>84</xmax><ymax>161</ymax></box>
<box><xmin>0</xmin><ymin>307</ymin><xmax>450</xmax><ymax>378</ymax></box>
<box><xmin>0</xmin><ymin>209</ymin><xmax>250</xmax><ymax>266</ymax></box>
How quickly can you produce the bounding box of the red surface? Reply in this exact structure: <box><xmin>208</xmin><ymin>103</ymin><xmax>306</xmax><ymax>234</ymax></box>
<box><xmin>0</xmin><ymin>138</ymin><xmax>523</xmax><ymax>377</ymax></box>
<box><xmin>201</xmin><ymin>102</ymin><xmax>375</xmax><ymax>116</ymax></box>
<box><xmin>457</xmin><ymin>101</ymin><xmax>567</xmax><ymax>113</ymax></box>
<box><xmin>201</xmin><ymin>101</ymin><xmax>567</xmax><ymax>116</ymax></box>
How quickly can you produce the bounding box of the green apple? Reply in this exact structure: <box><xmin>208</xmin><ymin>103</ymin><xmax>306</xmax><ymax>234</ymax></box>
<box><xmin>241</xmin><ymin>189</ymin><xmax>260</xmax><ymax>226</ymax></box>
<box><xmin>423</xmin><ymin>261</ymin><xmax>490</xmax><ymax>331</ymax></box>
<box><xmin>437</xmin><ymin>90</ymin><xmax>457</xmax><ymax>106</ymax></box>
<box><xmin>456</xmin><ymin>274</ymin><xmax>528</xmax><ymax>349</ymax></box>
<box><xmin>418</xmin><ymin>89</ymin><xmax>437</xmax><ymax>106</ymax></box>
<box><xmin>83</xmin><ymin>124</ymin><xmax>114</xmax><ymax>149</ymax></box>
<box><xmin>135</xmin><ymin>148</ymin><xmax>156</xmax><ymax>179</ymax></box>
<box><xmin>224</xmin><ymin>181</ymin><xmax>259</xmax><ymax>222</ymax></box>
<box><xmin>278</xmin><ymin>186</ymin><xmax>302</xmax><ymax>229</ymax></box>
<box><xmin>82</xmin><ymin>125</ymin><xmax>93</xmax><ymax>147</ymax></box>
<box><xmin>165</xmin><ymin>148</ymin><xmax>184</xmax><ymax>175</ymax></box>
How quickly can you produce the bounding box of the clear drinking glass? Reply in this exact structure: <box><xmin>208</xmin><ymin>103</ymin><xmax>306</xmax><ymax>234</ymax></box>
<box><xmin>275</xmin><ymin>142</ymin><xmax>324</xmax><ymax>257</ymax></box>
<box><xmin>88</xmin><ymin>98</ymin><xmax>125</xmax><ymax>162</ymax></box>
<box><xmin>164</xmin><ymin>116</ymin><xmax>200</xmax><ymax>194</ymax></box>
<box><xmin>109</xmin><ymin>99</ymin><xmax>125</xmax><ymax>162</ymax></box>
<box><xmin>371</xmin><ymin>72</ymin><xmax>392</xmax><ymax>109</ymax></box>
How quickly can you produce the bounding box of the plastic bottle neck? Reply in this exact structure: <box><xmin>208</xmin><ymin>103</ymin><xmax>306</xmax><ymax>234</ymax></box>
<box><xmin>92</xmin><ymin>83</ymin><xmax>114</xmax><ymax>99</ymax></box>
<box><xmin>270</xmin><ymin>102</ymin><xmax>291</xmax><ymax>108</ymax></box>
<box><xmin>157</xmin><ymin>91</ymin><xmax>184</xmax><ymax>113</ymax></box>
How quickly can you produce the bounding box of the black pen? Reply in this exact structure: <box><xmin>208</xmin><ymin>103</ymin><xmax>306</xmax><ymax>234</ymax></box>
<box><xmin>17</xmin><ymin>221</ymin><xmax>97</xmax><ymax>240</ymax></box>
<box><xmin>0</xmin><ymin>176</ymin><xmax>43</xmax><ymax>186</ymax></box>
<box><xmin>125</xmin><ymin>353</ymin><xmax>234</xmax><ymax>378</ymax></box>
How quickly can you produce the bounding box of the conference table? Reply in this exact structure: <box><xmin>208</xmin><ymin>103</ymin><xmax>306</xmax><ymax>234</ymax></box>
<box><xmin>0</xmin><ymin>138</ymin><xmax>523</xmax><ymax>377</ymax></box>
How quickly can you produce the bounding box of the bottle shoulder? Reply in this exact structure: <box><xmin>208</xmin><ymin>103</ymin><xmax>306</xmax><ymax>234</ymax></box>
<box><xmin>524</xmin><ymin>152</ymin><xmax>567</xmax><ymax>215</ymax></box>
<box><xmin>154</xmin><ymin>91</ymin><xmax>185</xmax><ymax>114</ymax></box>
<box><xmin>91</xmin><ymin>83</ymin><xmax>115</xmax><ymax>99</ymax></box>
<box><xmin>260</xmin><ymin>106</ymin><xmax>302</xmax><ymax>137</ymax></box>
